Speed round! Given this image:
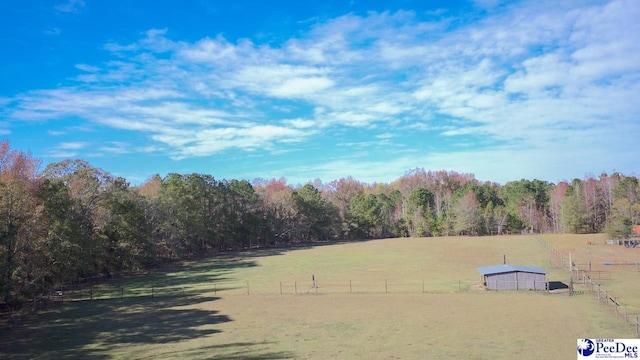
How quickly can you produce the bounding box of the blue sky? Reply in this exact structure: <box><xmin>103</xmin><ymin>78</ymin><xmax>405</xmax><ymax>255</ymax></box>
<box><xmin>1</xmin><ymin>0</ymin><xmax>639</xmax><ymax>185</ymax></box>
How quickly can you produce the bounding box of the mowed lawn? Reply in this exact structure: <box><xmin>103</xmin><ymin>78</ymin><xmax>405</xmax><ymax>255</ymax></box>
<box><xmin>1</xmin><ymin>235</ymin><xmax>636</xmax><ymax>359</ymax></box>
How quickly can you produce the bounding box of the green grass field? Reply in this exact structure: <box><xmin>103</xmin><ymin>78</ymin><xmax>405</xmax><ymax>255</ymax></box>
<box><xmin>538</xmin><ymin>234</ymin><xmax>640</xmax><ymax>315</ymax></box>
<box><xmin>1</xmin><ymin>235</ymin><xmax>638</xmax><ymax>359</ymax></box>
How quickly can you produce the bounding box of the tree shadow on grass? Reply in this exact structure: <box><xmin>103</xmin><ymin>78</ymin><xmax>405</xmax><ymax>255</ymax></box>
<box><xmin>90</xmin><ymin>243</ymin><xmax>343</xmax><ymax>292</ymax></box>
<box><xmin>95</xmin><ymin>255</ymin><xmax>261</xmax><ymax>292</ymax></box>
<box><xmin>153</xmin><ymin>342</ymin><xmax>294</xmax><ymax>359</ymax></box>
<box><xmin>1</xmin><ymin>248</ymin><xmax>317</xmax><ymax>359</ymax></box>
<box><xmin>0</xmin><ymin>295</ymin><xmax>292</xmax><ymax>359</ymax></box>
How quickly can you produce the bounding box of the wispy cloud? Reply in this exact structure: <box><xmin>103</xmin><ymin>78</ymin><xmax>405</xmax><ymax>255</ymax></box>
<box><xmin>55</xmin><ymin>0</ymin><xmax>85</xmax><ymax>14</ymax></box>
<box><xmin>99</xmin><ymin>142</ymin><xmax>130</xmax><ymax>155</ymax></box>
<box><xmin>0</xmin><ymin>120</ymin><xmax>10</xmax><ymax>135</ymax></box>
<box><xmin>43</xmin><ymin>28</ymin><xmax>62</xmax><ymax>36</ymax></box>
<box><xmin>58</xmin><ymin>142</ymin><xmax>88</xmax><ymax>150</ymax></box>
<box><xmin>47</xmin><ymin>141</ymin><xmax>89</xmax><ymax>158</ymax></box>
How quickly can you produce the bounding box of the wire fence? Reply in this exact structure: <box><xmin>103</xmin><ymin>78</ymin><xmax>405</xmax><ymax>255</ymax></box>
<box><xmin>536</xmin><ymin>237</ymin><xmax>640</xmax><ymax>337</ymax></box>
<box><xmin>34</xmin><ymin>278</ymin><xmax>575</xmax><ymax>303</ymax></box>
<box><xmin>580</xmin><ymin>272</ymin><xmax>640</xmax><ymax>336</ymax></box>
<box><xmin>3</xmin><ymin>277</ymin><xmax>524</xmax><ymax>327</ymax></box>
<box><xmin>42</xmin><ymin>279</ymin><xmax>485</xmax><ymax>302</ymax></box>
<box><xmin>0</xmin><ymin>277</ymin><xmax>544</xmax><ymax>328</ymax></box>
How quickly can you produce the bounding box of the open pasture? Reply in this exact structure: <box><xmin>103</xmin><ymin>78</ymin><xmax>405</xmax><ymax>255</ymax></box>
<box><xmin>539</xmin><ymin>234</ymin><xmax>640</xmax><ymax>315</ymax></box>
<box><xmin>1</xmin><ymin>235</ymin><xmax>636</xmax><ymax>359</ymax></box>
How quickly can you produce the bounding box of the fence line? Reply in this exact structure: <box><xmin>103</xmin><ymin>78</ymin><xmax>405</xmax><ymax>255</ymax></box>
<box><xmin>536</xmin><ymin>237</ymin><xmax>639</xmax><ymax>337</ymax></box>
<box><xmin>1</xmin><ymin>277</ymin><xmax>488</xmax><ymax>325</ymax></box>
<box><xmin>0</xmin><ymin>277</ymin><xmax>550</xmax><ymax>328</ymax></box>
<box><xmin>44</xmin><ymin>279</ymin><xmax>485</xmax><ymax>301</ymax></box>
<box><xmin>581</xmin><ymin>272</ymin><xmax>640</xmax><ymax>336</ymax></box>
<box><xmin>35</xmin><ymin>276</ymin><xmax>579</xmax><ymax>304</ymax></box>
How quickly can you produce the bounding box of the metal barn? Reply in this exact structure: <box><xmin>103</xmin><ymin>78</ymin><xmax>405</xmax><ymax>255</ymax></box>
<box><xmin>477</xmin><ymin>264</ymin><xmax>548</xmax><ymax>291</ymax></box>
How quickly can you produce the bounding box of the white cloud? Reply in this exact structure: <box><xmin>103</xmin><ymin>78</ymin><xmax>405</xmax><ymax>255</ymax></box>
<box><xmin>503</xmin><ymin>53</ymin><xmax>571</xmax><ymax>95</ymax></box>
<box><xmin>178</xmin><ymin>36</ymin><xmax>251</xmax><ymax>63</ymax></box>
<box><xmin>471</xmin><ymin>0</ymin><xmax>508</xmax><ymax>9</ymax></box>
<box><xmin>376</xmin><ymin>133</ymin><xmax>394</xmax><ymax>139</ymax></box>
<box><xmin>47</xmin><ymin>130</ymin><xmax>66</xmax><ymax>136</ymax></box>
<box><xmin>75</xmin><ymin>64</ymin><xmax>100</xmax><ymax>72</ymax></box>
<box><xmin>269</xmin><ymin>77</ymin><xmax>335</xmax><ymax>97</ymax></box>
<box><xmin>43</xmin><ymin>28</ymin><xmax>61</xmax><ymax>36</ymax></box>
<box><xmin>99</xmin><ymin>142</ymin><xmax>130</xmax><ymax>155</ymax></box>
<box><xmin>229</xmin><ymin>64</ymin><xmax>333</xmax><ymax>96</ymax></box>
<box><xmin>58</xmin><ymin>142</ymin><xmax>89</xmax><ymax>150</ymax></box>
<box><xmin>46</xmin><ymin>141</ymin><xmax>89</xmax><ymax>159</ymax></box>
<box><xmin>55</xmin><ymin>0</ymin><xmax>85</xmax><ymax>13</ymax></box>
<box><xmin>47</xmin><ymin>150</ymin><xmax>78</xmax><ymax>158</ymax></box>
<box><xmin>283</xmin><ymin>118</ymin><xmax>316</xmax><ymax>129</ymax></box>
<box><xmin>156</xmin><ymin>124</ymin><xmax>311</xmax><ymax>159</ymax></box>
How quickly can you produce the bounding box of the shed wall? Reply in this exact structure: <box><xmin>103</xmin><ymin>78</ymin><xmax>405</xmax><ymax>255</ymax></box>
<box><xmin>485</xmin><ymin>271</ymin><xmax>546</xmax><ymax>291</ymax></box>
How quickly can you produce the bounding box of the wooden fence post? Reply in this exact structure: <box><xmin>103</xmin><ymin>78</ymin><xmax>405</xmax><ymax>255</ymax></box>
<box><xmin>569</xmin><ymin>278</ymin><xmax>574</xmax><ymax>296</ymax></box>
<box><xmin>349</xmin><ymin>280</ymin><xmax>352</xmax><ymax>293</ymax></box>
<box><xmin>385</xmin><ymin>279</ymin><xmax>388</xmax><ymax>293</ymax></box>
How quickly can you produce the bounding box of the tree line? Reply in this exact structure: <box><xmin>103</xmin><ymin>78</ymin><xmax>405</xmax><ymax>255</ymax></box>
<box><xmin>1</xmin><ymin>140</ymin><xmax>639</xmax><ymax>303</ymax></box>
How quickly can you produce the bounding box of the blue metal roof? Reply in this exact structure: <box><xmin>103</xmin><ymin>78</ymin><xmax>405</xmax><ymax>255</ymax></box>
<box><xmin>477</xmin><ymin>264</ymin><xmax>548</xmax><ymax>276</ymax></box>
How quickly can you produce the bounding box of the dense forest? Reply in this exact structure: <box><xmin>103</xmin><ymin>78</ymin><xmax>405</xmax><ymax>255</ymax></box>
<box><xmin>1</xmin><ymin>139</ymin><xmax>639</xmax><ymax>303</ymax></box>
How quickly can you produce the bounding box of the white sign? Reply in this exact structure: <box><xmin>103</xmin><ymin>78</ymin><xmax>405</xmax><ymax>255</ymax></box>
<box><xmin>578</xmin><ymin>339</ymin><xmax>639</xmax><ymax>359</ymax></box>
